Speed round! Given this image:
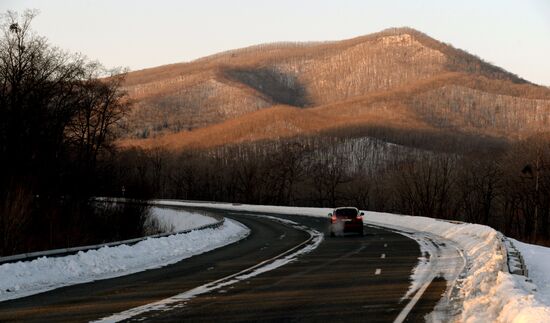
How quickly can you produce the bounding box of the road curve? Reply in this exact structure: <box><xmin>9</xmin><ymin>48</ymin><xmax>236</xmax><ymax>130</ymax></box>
<box><xmin>0</xmin><ymin>209</ymin><xmax>446</xmax><ymax>322</ymax></box>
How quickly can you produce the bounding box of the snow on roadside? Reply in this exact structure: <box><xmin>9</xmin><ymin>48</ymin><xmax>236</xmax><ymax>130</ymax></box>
<box><xmin>0</xmin><ymin>217</ymin><xmax>249</xmax><ymax>302</ymax></box>
<box><xmin>154</xmin><ymin>199</ymin><xmax>550</xmax><ymax>322</ymax></box>
<box><xmin>150</xmin><ymin>207</ymin><xmax>217</xmax><ymax>232</ymax></box>
<box><xmin>364</xmin><ymin>213</ymin><xmax>550</xmax><ymax>323</ymax></box>
<box><xmin>149</xmin><ymin>199</ymin><xmax>333</xmax><ymax>217</ymax></box>
<box><xmin>94</xmin><ymin>215</ymin><xmax>324</xmax><ymax>323</ymax></box>
<box><xmin>513</xmin><ymin>239</ymin><xmax>550</xmax><ymax>306</ymax></box>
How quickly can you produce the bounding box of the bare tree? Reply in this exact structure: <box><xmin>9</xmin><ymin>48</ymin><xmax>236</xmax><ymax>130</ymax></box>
<box><xmin>393</xmin><ymin>156</ymin><xmax>456</xmax><ymax>219</ymax></box>
<box><xmin>0</xmin><ymin>11</ymin><xmax>134</xmax><ymax>255</ymax></box>
<box><xmin>456</xmin><ymin>159</ymin><xmax>501</xmax><ymax>224</ymax></box>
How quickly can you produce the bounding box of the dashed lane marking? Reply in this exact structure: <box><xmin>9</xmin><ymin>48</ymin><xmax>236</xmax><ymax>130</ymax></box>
<box><xmin>375</xmin><ymin>268</ymin><xmax>382</xmax><ymax>275</ymax></box>
<box><xmin>93</xmin><ymin>217</ymin><xmax>323</xmax><ymax>323</ymax></box>
<box><xmin>381</xmin><ymin>253</ymin><xmax>386</xmax><ymax>259</ymax></box>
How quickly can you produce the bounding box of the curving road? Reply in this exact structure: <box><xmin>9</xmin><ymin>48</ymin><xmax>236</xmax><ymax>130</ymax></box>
<box><xmin>0</xmin><ymin>208</ymin><xmax>447</xmax><ymax>322</ymax></box>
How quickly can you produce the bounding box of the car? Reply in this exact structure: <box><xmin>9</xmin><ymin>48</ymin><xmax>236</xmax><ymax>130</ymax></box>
<box><xmin>328</xmin><ymin>207</ymin><xmax>364</xmax><ymax>236</ymax></box>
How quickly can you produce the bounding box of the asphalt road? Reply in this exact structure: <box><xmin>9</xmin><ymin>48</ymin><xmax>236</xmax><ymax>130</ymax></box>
<box><xmin>0</xmin><ymin>209</ymin><xmax>446</xmax><ymax>322</ymax></box>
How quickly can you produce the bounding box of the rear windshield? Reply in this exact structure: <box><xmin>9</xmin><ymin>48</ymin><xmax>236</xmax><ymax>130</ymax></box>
<box><xmin>334</xmin><ymin>208</ymin><xmax>358</xmax><ymax>217</ymax></box>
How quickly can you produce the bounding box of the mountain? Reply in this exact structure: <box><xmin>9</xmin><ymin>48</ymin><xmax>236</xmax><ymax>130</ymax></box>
<box><xmin>118</xmin><ymin>27</ymin><xmax>550</xmax><ymax>151</ymax></box>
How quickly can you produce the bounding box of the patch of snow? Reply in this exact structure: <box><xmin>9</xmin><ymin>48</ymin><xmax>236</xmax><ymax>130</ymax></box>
<box><xmin>0</xmin><ymin>218</ymin><xmax>249</xmax><ymax>302</ymax></box>
<box><xmin>380</xmin><ymin>34</ymin><xmax>415</xmax><ymax>46</ymax></box>
<box><xmin>150</xmin><ymin>207</ymin><xmax>217</xmax><ymax>232</ymax></box>
<box><xmin>513</xmin><ymin>239</ymin><xmax>550</xmax><ymax>306</ymax></box>
<box><xmin>150</xmin><ymin>199</ymin><xmax>333</xmax><ymax>218</ymax></box>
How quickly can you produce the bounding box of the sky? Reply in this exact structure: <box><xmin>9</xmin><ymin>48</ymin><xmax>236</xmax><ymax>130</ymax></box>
<box><xmin>2</xmin><ymin>0</ymin><xmax>550</xmax><ymax>85</ymax></box>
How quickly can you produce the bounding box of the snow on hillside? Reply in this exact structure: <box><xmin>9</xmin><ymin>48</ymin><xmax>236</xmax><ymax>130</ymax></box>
<box><xmin>0</xmin><ymin>209</ymin><xmax>249</xmax><ymax>302</ymax></box>
<box><xmin>154</xmin><ymin>200</ymin><xmax>550</xmax><ymax>322</ymax></box>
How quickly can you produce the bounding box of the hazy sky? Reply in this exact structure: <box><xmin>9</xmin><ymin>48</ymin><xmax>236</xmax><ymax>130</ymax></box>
<box><xmin>2</xmin><ymin>0</ymin><xmax>550</xmax><ymax>85</ymax></box>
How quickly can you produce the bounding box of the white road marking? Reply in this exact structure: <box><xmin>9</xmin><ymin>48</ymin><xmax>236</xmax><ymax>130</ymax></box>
<box><xmin>393</xmin><ymin>277</ymin><xmax>433</xmax><ymax>323</ymax></box>
<box><xmin>93</xmin><ymin>216</ymin><xmax>323</xmax><ymax>323</ymax></box>
<box><xmin>366</xmin><ymin>221</ymin><xmax>467</xmax><ymax>322</ymax></box>
<box><xmin>381</xmin><ymin>253</ymin><xmax>386</xmax><ymax>259</ymax></box>
<box><xmin>384</xmin><ymin>243</ymin><xmax>388</xmax><ymax>247</ymax></box>
<box><xmin>375</xmin><ymin>268</ymin><xmax>382</xmax><ymax>275</ymax></box>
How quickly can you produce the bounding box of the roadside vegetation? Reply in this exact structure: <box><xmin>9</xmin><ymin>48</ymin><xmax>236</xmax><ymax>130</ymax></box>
<box><xmin>0</xmin><ymin>11</ymin><xmax>156</xmax><ymax>256</ymax></box>
<box><xmin>2</xmin><ymin>9</ymin><xmax>549</xmax><ymax>258</ymax></box>
<box><xmin>104</xmin><ymin>131</ymin><xmax>550</xmax><ymax>246</ymax></box>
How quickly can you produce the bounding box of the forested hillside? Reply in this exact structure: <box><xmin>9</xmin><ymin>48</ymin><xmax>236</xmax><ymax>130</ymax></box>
<box><xmin>102</xmin><ymin>28</ymin><xmax>550</xmax><ymax>246</ymax></box>
<box><xmin>119</xmin><ymin>27</ymin><xmax>550</xmax><ymax>146</ymax></box>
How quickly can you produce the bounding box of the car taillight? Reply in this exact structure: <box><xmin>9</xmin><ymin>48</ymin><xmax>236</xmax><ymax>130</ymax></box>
<box><xmin>331</xmin><ymin>215</ymin><xmax>337</xmax><ymax>223</ymax></box>
<box><xmin>356</xmin><ymin>215</ymin><xmax>363</xmax><ymax>221</ymax></box>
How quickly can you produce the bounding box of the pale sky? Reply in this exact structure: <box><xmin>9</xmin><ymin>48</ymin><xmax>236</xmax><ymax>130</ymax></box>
<box><xmin>2</xmin><ymin>0</ymin><xmax>550</xmax><ymax>85</ymax></box>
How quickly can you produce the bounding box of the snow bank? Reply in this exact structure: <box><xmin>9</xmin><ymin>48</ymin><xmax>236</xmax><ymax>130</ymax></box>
<box><xmin>155</xmin><ymin>200</ymin><xmax>550</xmax><ymax>322</ymax></box>
<box><xmin>0</xmin><ymin>217</ymin><xmax>249</xmax><ymax>302</ymax></box>
<box><xmin>151</xmin><ymin>199</ymin><xmax>333</xmax><ymax>217</ymax></box>
<box><xmin>513</xmin><ymin>239</ymin><xmax>550</xmax><ymax>306</ymax></box>
<box><xmin>364</xmin><ymin>212</ymin><xmax>550</xmax><ymax>322</ymax></box>
<box><xmin>94</xmin><ymin>215</ymin><xmax>324</xmax><ymax>323</ymax></box>
<box><xmin>150</xmin><ymin>206</ymin><xmax>217</xmax><ymax>232</ymax></box>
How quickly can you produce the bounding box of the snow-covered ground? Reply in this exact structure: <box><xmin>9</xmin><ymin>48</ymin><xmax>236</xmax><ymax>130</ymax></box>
<box><xmin>0</xmin><ymin>209</ymin><xmax>249</xmax><ymax>302</ymax></box>
<box><xmin>154</xmin><ymin>199</ymin><xmax>550</xmax><ymax>323</ymax></box>
<box><xmin>150</xmin><ymin>206</ymin><xmax>217</xmax><ymax>232</ymax></box>
<box><xmin>513</xmin><ymin>239</ymin><xmax>550</xmax><ymax>307</ymax></box>
<box><xmin>365</xmin><ymin>212</ymin><xmax>550</xmax><ymax>323</ymax></box>
<box><xmin>150</xmin><ymin>199</ymin><xmax>334</xmax><ymax>218</ymax></box>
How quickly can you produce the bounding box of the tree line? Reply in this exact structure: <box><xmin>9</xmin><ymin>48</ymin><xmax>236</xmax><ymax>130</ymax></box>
<box><xmin>2</xmin><ymin>10</ymin><xmax>549</xmax><ymax>258</ymax></box>
<box><xmin>102</xmin><ymin>133</ymin><xmax>550</xmax><ymax>245</ymax></box>
<box><xmin>0</xmin><ymin>10</ymin><xmax>156</xmax><ymax>256</ymax></box>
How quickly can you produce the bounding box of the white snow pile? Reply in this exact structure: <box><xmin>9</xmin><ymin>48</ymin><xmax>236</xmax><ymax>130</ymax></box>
<box><xmin>94</xmin><ymin>215</ymin><xmax>324</xmax><ymax>323</ymax></box>
<box><xmin>0</xmin><ymin>211</ymin><xmax>249</xmax><ymax>302</ymax></box>
<box><xmin>513</xmin><ymin>240</ymin><xmax>550</xmax><ymax>311</ymax></box>
<box><xmin>364</xmin><ymin>213</ymin><xmax>550</xmax><ymax>323</ymax></box>
<box><xmin>154</xmin><ymin>199</ymin><xmax>550</xmax><ymax>322</ymax></box>
<box><xmin>150</xmin><ymin>199</ymin><xmax>334</xmax><ymax>217</ymax></box>
<box><xmin>149</xmin><ymin>206</ymin><xmax>217</xmax><ymax>232</ymax></box>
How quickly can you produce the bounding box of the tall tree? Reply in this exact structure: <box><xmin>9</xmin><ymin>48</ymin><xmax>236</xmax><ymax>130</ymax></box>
<box><xmin>0</xmin><ymin>10</ymin><xmax>131</xmax><ymax>255</ymax></box>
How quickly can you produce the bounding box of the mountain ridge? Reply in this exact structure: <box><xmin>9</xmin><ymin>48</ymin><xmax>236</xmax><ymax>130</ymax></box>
<box><xmin>118</xmin><ymin>27</ymin><xmax>550</xmax><ymax>150</ymax></box>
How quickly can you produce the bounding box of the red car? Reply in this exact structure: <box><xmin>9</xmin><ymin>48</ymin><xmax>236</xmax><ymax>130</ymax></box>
<box><xmin>328</xmin><ymin>207</ymin><xmax>364</xmax><ymax>236</ymax></box>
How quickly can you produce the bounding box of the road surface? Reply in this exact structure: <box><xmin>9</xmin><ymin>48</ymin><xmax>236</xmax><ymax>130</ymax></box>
<box><xmin>0</xmin><ymin>208</ymin><xmax>446</xmax><ymax>322</ymax></box>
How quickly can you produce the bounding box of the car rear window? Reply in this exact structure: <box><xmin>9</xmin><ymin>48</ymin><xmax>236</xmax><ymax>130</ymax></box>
<box><xmin>334</xmin><ymin>208</ymin><xmax>358</xmax><ymax>217</ymax></box>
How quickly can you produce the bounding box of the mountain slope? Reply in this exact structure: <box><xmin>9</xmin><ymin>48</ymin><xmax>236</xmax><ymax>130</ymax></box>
<box><xmin>119</xmin><ymin>27</ymin><xmax>550</xmax><ymax>150</ymax></box>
